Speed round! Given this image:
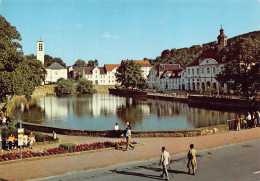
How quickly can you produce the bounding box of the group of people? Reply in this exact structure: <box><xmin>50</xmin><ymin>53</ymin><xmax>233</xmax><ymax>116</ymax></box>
<box><xmin>0</xmin><ymin>132</ymin><xmax>36</xmax><ymax>152</ymax></box>
<box><xmin>159</xmin><ymin>144</ymin><xmax>197</xmax><ymax>181</ymax></box>
<box><xmin>114</xmin><ymin>122</ymin><xmax>135</xmax><ymax>151</ymax></box>
<box><xmin>236</xmin><ymin>111</ymin><xmax>260</xmax><ymax>130</ymax></box>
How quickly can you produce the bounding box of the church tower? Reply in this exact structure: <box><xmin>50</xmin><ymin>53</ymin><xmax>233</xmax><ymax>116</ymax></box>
<box><xmin>37</xmin><ymin>41</ymin><xmax>44</xmax><ymax>64</ymax></box>
<box><xmin>217</xmin><ymin>26</ymin><xmax>227</xmax><ymax>51</ymax></box>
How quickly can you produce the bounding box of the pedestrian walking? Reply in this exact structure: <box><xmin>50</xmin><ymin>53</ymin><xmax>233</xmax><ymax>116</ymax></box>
<box><xmin>253</xmin><ymin>112</ymin><xmax>257</xmax><ymax>128</ymax></box>
<box><xmin>187</xmin><ymin>144</ymin><xmax>197</xmax><ymax>175</ymax></box>
<box><xmin>243</xmin><ymin>118</ymin><xmax>247</xmax><ymax>129</ymax></box>
<box><xmin>124</xmin><ymin>126</ymin><xmax>134</xmax><ymax>151</ymax></box>
<box><xmin>159</xmin><ymin>146</ymin><xmax>171</xmax><ymax>181</ymax></box>
<box><xmin>246</xmin><ymin>112</ymin><xmax>252</xmax><ymax>128</ymax></box>
<box><xmin>257</xmin><ymin>111</ymin><xmax>260</xmax><ymax>125</ymax></box>
<box><xmin>236</xmin><ymin>116</ymin><xmax>240</xmax><ymax>131</ymax></box>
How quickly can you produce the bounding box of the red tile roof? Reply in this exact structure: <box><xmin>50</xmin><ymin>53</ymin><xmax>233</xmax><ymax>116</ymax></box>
<box><xmin>187</xmin><ymin>48</ymin><xmax>224</xmax><ymax>67</ymax></box>
<box><xmin>121</xmin><ymin>60</ymin><xmax>152</xmax><ymax>67</ymax></box>
<box><xmin>104</xmin><ymin>64</ymin><xmax>120</xmax><ymax>71</ymax></box>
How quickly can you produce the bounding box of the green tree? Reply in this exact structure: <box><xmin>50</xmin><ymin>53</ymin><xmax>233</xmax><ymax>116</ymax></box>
<box><xmin>217</xmin><ymin>37</ymin><xmax>260</xmax><ymax>101</ymax></box>
<box><xmin>12</xmin><ymin>57</ymin><xmax>46</xmax><ymax>100</ymax></box>
<box><xmin>115</xmin><ymin>60</ymin><xmax>144</xmax><ymax>89</ymax></box>
<box><xmin>0</xmin><ymin>15</ymin><xmax>46</xmax><ymax>102</ymax></box>
<box><xmin>73</xmin><ymin>59</ymin><xmax>87</xmax><ymax>67</ymax></box>
<box><xmin>87</xmin><ymin>59</ymin><xmax>98</xmax><ymax>67</ymax></box>
<box><xmin>55</xmin><ymin>79</ymin><xmax>75</xmax><ymax>94</ymax></box>
<box><xmin>44</xmin><ymin>54</ymin><xmax>66</xmax><ymax>68</ymax></box>
<box><xmin>77</xmin><ymin>78</ymin><xmax>96</xmax><ymax>94</ymax></box>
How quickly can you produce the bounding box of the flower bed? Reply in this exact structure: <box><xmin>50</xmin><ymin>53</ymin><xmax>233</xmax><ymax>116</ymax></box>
<box><xmin>0</xmin><ymin>141</ymin><xmax>136</xmax><ymax>162</ymax></box>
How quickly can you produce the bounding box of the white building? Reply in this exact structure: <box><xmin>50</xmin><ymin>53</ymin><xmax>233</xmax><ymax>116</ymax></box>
<box><xmin>147</xmin><ymin>64</ymin><xmax>183</xmax><ymax>90</ymax></box>
<box><xmin>36</xmin><ymin>41</ymin><xmax>68</xmax><ymax>84</ymax></box>
<box><xmin>73</xmin><ymin>64</ymin><xmax>120</xmax><ymax>85</ymax></box>
<box><xmin>45</xmin><ymin>62</ymin><xmax>68</xmax><ymax>84</ymax></box>
<box><xmin>185</xmin><ymin>27</ymin><xmax>227</xmax><ymax>92</ymax></box>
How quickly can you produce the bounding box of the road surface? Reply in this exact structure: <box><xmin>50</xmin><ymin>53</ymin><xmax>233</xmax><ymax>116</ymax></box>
<box><xmin>32</xmin><ymin>139</ymin><xmax>260</xmax><ymax>181</ymax></box>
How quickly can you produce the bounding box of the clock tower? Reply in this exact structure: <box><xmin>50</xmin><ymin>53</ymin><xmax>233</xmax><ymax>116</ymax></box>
<box><xmin>37</xmin><ymin>41</ymin><xmax>44</xmax><ymax>65</ymax></box>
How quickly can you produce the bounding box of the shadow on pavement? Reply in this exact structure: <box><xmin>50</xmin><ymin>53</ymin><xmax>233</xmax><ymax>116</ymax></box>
<box><xmin>138</xmin><ymin>165</ymin><xmax>187</xmax><ymax>175</ymax></box>
<box><xmin>110</xmin><ymin>169</ymin><xmax>165</xmax><ymax>180</ymax></box>
<box><xmin>0</xmin><ymin>178</ymin><xmax>8</xmax><ymax>181</ymax></box>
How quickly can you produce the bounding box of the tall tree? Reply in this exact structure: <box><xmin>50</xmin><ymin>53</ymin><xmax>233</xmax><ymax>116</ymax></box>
<box><xmin>0</xmin><ymin>15</ymin><xmax>46</xmax><ymax>102</ymax></box>
<box><xmin>44</xmin><ymin>54</ymin><xmax>66</xmax><ymax>68</ymax></box>
<box><xmin>217</xmin><ymin>37</ymin><xmax>260</xmax><ymax>101</ymax></box>
<box><xmin>87</xmin><ymin>59</ymin><xmax>98</xmax><ymax>67</ymax></box>
<box><xmin>115</xmin><ymin>60</ymin><xmax>144</xmax><ymax>89</ymax></box>
<box><xmin>73</xmin><ymin>59</ymin><xmax>87</xmax><ymax>67</ymax></box>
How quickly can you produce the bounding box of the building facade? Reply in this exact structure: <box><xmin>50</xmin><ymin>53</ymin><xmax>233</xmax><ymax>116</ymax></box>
<box><xmin>73</xmin><ymin>64</ymin><xmax>120</xmax><ymax>85</ymax></box>
<box><xmin>45</xmin><ymin>62</ymin><xmax>68</xmax><ymax>84</ymax></box>
<box><xmin>185</xmin><ymin>27</ymin><xmax>227</xmax><ymax>92</ymax></box>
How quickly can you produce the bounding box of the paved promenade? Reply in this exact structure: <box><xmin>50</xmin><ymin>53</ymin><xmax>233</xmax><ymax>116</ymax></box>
<box><xmin>0</xmin><ymin>128</ymin><xmax>259</xmax><ymax>181</ymax></box>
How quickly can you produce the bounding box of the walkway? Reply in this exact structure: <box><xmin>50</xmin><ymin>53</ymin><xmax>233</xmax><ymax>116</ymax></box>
<box><xmin>0</xmin><ymin>128</ymin><xmax>259</xmax><ymax>181</ymax></box>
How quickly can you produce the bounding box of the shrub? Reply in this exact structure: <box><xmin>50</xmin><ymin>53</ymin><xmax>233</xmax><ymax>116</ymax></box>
<box><xmin>77</xmin><ymin>78</ymin><xmax>96</xmax><ymax>94</ymax></box>
<box><xmin>44</xmin><ymin>135</ymin><xmax>58</xmax><ymax>141</ymax></box>
<box><xmin>34</xmin><ymin>132</ymin><xmax>44</xmax><ymax>142</ymax></box>
<box><xmin>59</xmin><ymin>143</ymin><xmax>77</xmax><ymax>149</ymax></box>
<box><xmin>55</xmin><ymin>79</ymin><xmax>76</xmax><ymax>94</ymax></box>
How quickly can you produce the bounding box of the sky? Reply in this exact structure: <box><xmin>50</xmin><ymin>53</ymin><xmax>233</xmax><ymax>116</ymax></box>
<box><xmin>0</xmin><ymin>0</ymin><xmax>259</xmax><ymax>66</ymax></box>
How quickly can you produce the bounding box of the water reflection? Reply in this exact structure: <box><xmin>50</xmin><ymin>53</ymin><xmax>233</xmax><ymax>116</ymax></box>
<box><xmin>13</xmin><ymin>94</ymin><xmax>244</xmax><ymax>130</ymax></box>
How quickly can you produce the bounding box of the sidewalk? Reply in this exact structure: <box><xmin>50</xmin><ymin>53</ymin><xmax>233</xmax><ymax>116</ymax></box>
<box><xmin>0</xmin><ymin>128</ymin><xmax>259</xmax><ymax>181</ymax></box>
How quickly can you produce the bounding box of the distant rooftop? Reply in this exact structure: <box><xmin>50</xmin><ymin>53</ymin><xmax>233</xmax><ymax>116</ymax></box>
<box><xmin>47</xmin><ymin>62</ymin><xmax>66</xmax><ymax>69</ymax></box>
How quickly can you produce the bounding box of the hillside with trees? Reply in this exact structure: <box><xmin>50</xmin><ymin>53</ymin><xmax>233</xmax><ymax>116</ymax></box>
<box><xmin>149</xmin><ymin>30</ymin><xmax>260</xmax><ymax>67</ymax></box>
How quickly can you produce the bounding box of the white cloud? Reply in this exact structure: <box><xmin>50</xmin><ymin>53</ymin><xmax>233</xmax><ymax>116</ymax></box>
<box><xmin>74</xmin><ymin>24</ymin><xmax>83</xmax><ymax>28</ymax></box>
<box><xmin>102</xmin><ymin>32</ymin><xmax>118</xmax><ymax>39</ymax></box>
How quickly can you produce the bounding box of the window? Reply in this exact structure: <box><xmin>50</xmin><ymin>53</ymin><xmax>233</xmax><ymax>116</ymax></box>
<box><xmin>207</xmin><ymin>68</ymin><xmax>210</xmax><ymax>74</ymax></box>
<box><xmin>213</xmin><ymin>67</ymin><xmax>216</xmax><ymax>74</ymax></box>
<box><xmin>197</xmin><ymin>68</ymin><xmax>199</xmax><ymax>74</ymax></box>
<box><xmin>188</xmin><ymin>69</ymin><xmax>190</xmax><ymax>75</ymax></box>
<box><xmin>39</xmin><ymin>43</ymin><xmax>43</xmax><ymax>51</ymax></box>
<box><xmin>202</xmin><ymin>68</ymin><xmax>204</xmax><ymax>74</ymax></box>
<box><xmin>192</xmin><ymin>69</ymin><xmax>194</xmax><ymax>75</ymax></box>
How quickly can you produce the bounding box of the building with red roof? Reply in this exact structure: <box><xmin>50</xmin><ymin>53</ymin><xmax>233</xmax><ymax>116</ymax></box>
<box><xmin>185</xmin><ymin>27</ymin><xmax>227</xmax><ymax>92</ymax></box>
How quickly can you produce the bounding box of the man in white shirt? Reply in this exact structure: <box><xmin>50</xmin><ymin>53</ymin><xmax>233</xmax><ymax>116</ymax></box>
<box><xmin>125</xmin><ymin>126</ymin><xmax>134</xmax><ymax>151</ymax></box>
<box><xmin>159</xmin><ymin>146</ymin><xmax>171</xmax><ymax>181</ymax></box>
<box><xmin>114</xmin><ymin>123</ymin><xmax>120</xmax><ymax>131</ymax></box>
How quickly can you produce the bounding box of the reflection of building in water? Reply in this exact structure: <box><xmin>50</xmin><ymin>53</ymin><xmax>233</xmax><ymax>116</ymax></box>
<box><xmin>147</xmin><ymin>99</ymin><xmax>240</xmax><ymax>127</ymax></box>
<box><xmin>37</xmin><ymin>97</ymin><xmax>68</xmax><ymax>120</ymax></box>
<box><xmin>148</xmin><ymin>100</ymin><xmax>186</xmax><ymax>117</ymax></box>
<box><xmin>184</xmin><ymin>108</ymin><xmax>237</xmax><ymax>128</ymax></box>
<box><xmin>91</xmin><ymin>94</ymin><xmax>126</xmax><ymax>117</ymax></box>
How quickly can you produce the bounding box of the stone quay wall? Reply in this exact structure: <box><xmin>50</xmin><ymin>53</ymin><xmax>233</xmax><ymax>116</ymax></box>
<box><xmin>109</xmin><ymin>88</ymin><xmax>147</xmax><ymax>98</ymax></box>
<box><xmin>21</xmin><ymin>122</ymin><xmax>229</xmax><ymax>138</ymax></box>
<box><xmin>187</xmin><ymin>95</ymin><xmax>258</xmax><ymax>110</ymax></box>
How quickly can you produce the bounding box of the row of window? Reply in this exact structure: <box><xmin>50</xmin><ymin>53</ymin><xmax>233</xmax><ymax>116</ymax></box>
<box><xmin>97</xmin><ymin>80</ymin><xmax>115</xmax><ymax>83</ymax></box>
<box><xmin>38</xmin><ymin>44</ymin><xmax>43</xmax><ymax>51</ymax></box>
<box><xmin>187</xmin><ymin>67</ymin><xmax>217</xmax><ymax>75</ymax></box>
<box><xmin>85</xmin><ymin>75</ymin><xmax>115</xmax><ymax>79</ymax></box>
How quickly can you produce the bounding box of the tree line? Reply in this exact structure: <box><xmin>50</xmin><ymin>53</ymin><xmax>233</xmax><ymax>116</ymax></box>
<box><xmin>148</xmin><ymin>30</ymin><xmax>260</xmax><ymax>67</ymax></box>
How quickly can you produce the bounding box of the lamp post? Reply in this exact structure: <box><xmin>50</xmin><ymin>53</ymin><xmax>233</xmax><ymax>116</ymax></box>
<box><xmin>17</xmin><ymin>120</ymin><xmax>24</xmax><ymax>159</ymax></box>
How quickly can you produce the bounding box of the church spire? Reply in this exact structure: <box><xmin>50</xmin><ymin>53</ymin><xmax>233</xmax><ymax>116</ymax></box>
<box><xmin>217</xmin><ymin>25</ymin><xmax>227</xmax><ymax>51</ymax></box>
